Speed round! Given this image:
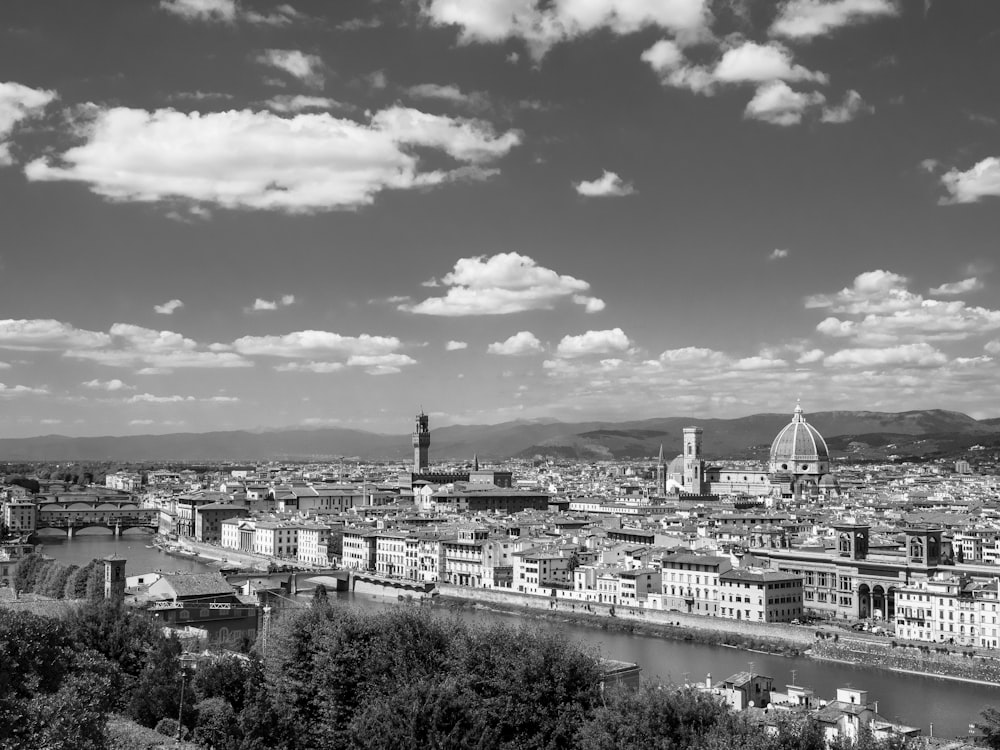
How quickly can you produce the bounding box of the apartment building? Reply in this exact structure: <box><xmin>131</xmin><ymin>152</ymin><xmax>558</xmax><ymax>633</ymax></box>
<box><xmin>656</xmin><ymin>552</ymin><xmax>732</xmax><ymax>615</ymax></box>
<box><xmin>718</xmin><ymin>568</ymin><xmax>803</xmax><ymax>623</ymax></box>
<box><xmin>895</xmin><ymin>576</ymin><xmax>1000</xmax><ymax>648</ymax></box>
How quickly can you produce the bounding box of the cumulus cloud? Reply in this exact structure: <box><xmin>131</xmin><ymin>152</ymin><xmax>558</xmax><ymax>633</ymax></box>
<box><xmin>574</xmin><ymin>170</ymin><xmax>636</xmax><ymax>197</ymax></box>
<box><xmin>160</xmin><ymin>0</ymin><xmax>302</xmax><ymax>26</ymax></box>
<box><xmin>445</xmin><ymin>340</ymin><xmax>468</xmax><ymax>351</ymax></box>
<box><xmin>83</xmin><ymin>378</ymin><xmax>131</xmax><ymax>391</ymax></box>
<box><xmin>930</xmin><ymin>278</ymin><xmax>983</xmax><ymax>296</ymax></box>
<box><xmin>824</xmin><ymin>343</ymin><xmax>948</xmax><ymax>368</ymax></box>
<box><xmin>643</xmin><ymin>39</ymin><xmax>827</xmax><ymax>101</ymax></box>
<box><xmin>233</xmin><ymin>330</ymin><xmax>414</xmax><ymax>373</ymax></box>
<box><xmin>154</xmin><ymin>299</ymin><xmax>184</xmax><ymax>315</ymax></box>
<box><xmin>770</xmin><ymin>0</ymin><xmax>898</xmax><ymax>40</ymax></box>
<box><xmin>820</xmin><ymin>90</ymin><xmax>872</xmax><ymax>123</ymax></box>
<box><xmin>940</xmin><ymin>158</ymin><xmax>1000</xmax><ymax>204</ymax></box>
<box><xmin>257</xmin><ymin>49</ymin><xmax>324</xmax><ymax>89</ymax></box>
<box><xmin>805</xmin><ymin>269</ymin><xmax>915</xmax><ymax>314</ymax></box>
<box><xmin>986</xmin><ymin>340</ymin><xmax>1000</xmax><ymax>355</ymax></box>
<box><xmin>555</xmin><ymin>328</ymin><xmax>632</xmax><ymax>358</ymax></box>
<box><xmin>264</xmin><ymin>95</ymin><xmax>344</xmax><ymax>113</ymax></box>
<box><xmin>488</xmin><ymin>331</ymin><xmax>544</xmax><ymax>356</ymax></box>
<box><xmin>248</xmin><ymin>294</ymin><xmax>295</xmax><ymax>312</ymax></box>
<box><xmin>403</xmin><ymin>252</ymin><xmax>603</xmax><ymax>316</ymax></box>
<box><xmin>421</xmin><ymin>0</ymin><xmax>710</xmax><ymax>60</ymax></box>
<box><xmin>769</xmin><ymin>248</ymin><xmax>790</xmax><ymax>260</ymax></box>
<box><xmin>24</xmin><ymin>106</ymin><xmax>521</xmax><ymax>214</ymax></box>
<box><xmin>0</xmin><ymin>319</ymin><xmax>111</xmax><ymax>351</ymax></box>
<box><xmin>0</xmin><ymin>383</ymin><xmax>49</xmax><ymax>397</ymax></box>
<box><xmin>128</xmin><ymin>392</ymin><xmax>240</xmax><ymax>404</ymax></box>
<box><xmin>745</xmin><ymin>81</ymin><xmax>825</xmax><ymax>125</ymax></box>
<box><xmin>407</xmin><ymin>83</ymin><xmax>491</xmax><ymax>113</ymax></box>
<box><xmin>0</xmin><ymin>82</ymin><xmax>58</xmax><ymax>165</ymax></box>
<box><xmin>53</xmin><ymin>322</ymin><xmax>251</xmax><ymax>370</ymax></box>
<box><xmin>808</xmin><ymin>270</ymin><xmax>1000</xmax><ymax>346</ymax></box>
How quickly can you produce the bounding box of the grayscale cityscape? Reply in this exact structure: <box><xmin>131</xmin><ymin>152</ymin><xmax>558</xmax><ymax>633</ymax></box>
<box><xmin>2</xmin><ymin>1</ymin><xmax>1000</xmax><ymax>749</ymax></box>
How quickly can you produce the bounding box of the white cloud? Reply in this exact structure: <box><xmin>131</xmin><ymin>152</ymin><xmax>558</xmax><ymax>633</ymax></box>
<box><xmin>820</xmin><ymin>90</ymin><xmax>872</xmax><ymax>123</ymax></box>
<box><xmin>574</xmin><ymin>170</ymin><xmax>636</xmax><ymax>197</ymax></box>
<box><xmin>769</xmin><ymin>248</ymin><xmax>789</xmax><ymax>260</ymax></box>
<box><xmin>796</xmin><ymin>348</ymin><xmax>825</xmax><ymax>364</ymax></box>
<box><xmin>0</xmin><ymin>319</ymin><xmax>111</xmax><ymax>351</ymax></box>
<box><xmin>403</xmin><ymin>252</ymin><xmax>602</xmax><ymax>316</ymax></box>
<box><xmin>281</xmin><ymin>294</ymin><xmax>296</xmax><ymax>306</ymax></box>
<box><xmin>232</xmin><ymin>331</ymin><xmax>410</xmax><ymax>373</ymax></box>
<box><xmin>770</xmin><ymin>0</ymin><xmax>898</xmax><ymax>40</ymax></box>
<box><xmin>986</xmin><ymin>340</ymin><xmax>1000</xmax><ymax>355</ymax></box>
<box><xmin>421</xmin><ymin>0</ymin><xmax>710</xmax><ymax>60</ymax></box>
<box><xmin>252</xmin><ymin>298</ymin><xmax>277</xmax><ymax>311</ymax></box>
<box><xmin>714</xmin><ymin>42</ymin><xmax>827</xmax><ymax>85</ymax></box>
<box><xmin>0</xmin><ymin>82</ymin><xmax>58</xmax><ymax>165</ymax></box>
<box><xmin>160</xmin><ymin>0</ymin><xmax>302</xmax><ymax>26</ymax></box>
<box><xmin>25</xmin><ymin>106</ymin><xmax>521</xmax><ymax>214</ymax></box>
<box><xmin>0</xmin><ymin>383</ymin><xmax>49</xmax><ymax>397</ymax></box>
<box><xmin>128</xmin><ymin>393</ymin><xmax>195</xmax><ymax>404</ymax></box>
<box><xmin>257</xmin><ymin>49</ymin><xmax>324</xmax><ymax>89</ymax></box>
<box><xmin>264</xmin><ymin>95</ymin><xmax>344</xmax><ymax>113</ymax></box>
<box><xmin>930</xmin><ymin>278</ymin><xmax>983</xmax><ymax>296</ymax></box>
<box><xmin>940</xmin><ymin>158</ymin><xmax>1000</xmax><ymax>204</ymax></box>
<box><xmin>407</xmin><ymin>83</ymin><xmax>491</xmax><ymax>113</ymax></box>
<box><xmin>129</xmin><ymin>419</ymin><xmax>155</xmax><ymax>425</ymax></box>
<box><xmin>275</xmin><ymin>361</ymin><xmax>346</xmax><ymax>373</ymax></box>
<box><xmin>445</xmin><ymin>340</ymin><xmax>469</xmax><ymax>351</ymax></box>
<box><xmin>488</xmin><ymin>331</ymin><xmax>544</xmax><ymax>356</ymax></box>
<box><xmin>805</xmin><ymin>270</ymin><xmax>915</xmax><ymax>314</ymax></box>
<box><xmin>745</xmin><ymin>81</ymin><xmax>825</xmax><ymax>126</ymax></box>
<box><xmin>824</xmin><ymin>343</ymin><xmax>948</xmax><ymax>368</ymax></box>
<box><xmin>62</xmin><ymin>322</ymin><xmax>251</xmax><ymax>370</ymax></box>
<box><xmin>154</xmin><ymin>299</ymin><xmax>184</xmax><ymax>315</ymax></box>
<box><xmin>555</xmin><ymin>328</ymin><xmax>632</xmax><ymax>358</ymax></box>
<box><xmin>83</xmin><ymin>378</ymin><xmax>131</xmax><ymax>391</ymax></box>
<box><xmin>643</xmin><ymin>40</ymin><xmax>827</xmax><ymax>98</ymax></box>
<box><xmin>808</xmin><ymin>271</ymin><xmax>1000</xmax><ymax>346</ymax></box>
<box><xmin>572</xmin><ymin>294</ymin><xmax>606</xmax><ymax>313</ymax></box>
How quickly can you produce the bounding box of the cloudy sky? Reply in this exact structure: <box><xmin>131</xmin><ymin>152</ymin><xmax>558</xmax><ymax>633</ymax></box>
<box><xmin>1</xmin><ymin>0</ymin><xmax>999</xmax><ymax>437</ymax></box>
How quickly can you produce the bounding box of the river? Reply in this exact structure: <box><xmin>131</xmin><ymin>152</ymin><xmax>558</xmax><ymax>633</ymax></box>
<box><xmin>42</xmin><ymin>534</ymin><xmax>1000</xmax><ymax>739</ymax></box>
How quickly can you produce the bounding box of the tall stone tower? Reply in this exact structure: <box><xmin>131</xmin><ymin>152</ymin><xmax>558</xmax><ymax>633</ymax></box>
<box><xmin>412</xmin><ymin>412</ymin><xmax>430</xmax><ymax>472</ymax></box>
<box><xmin>103</xmin><ymin>556</ymin><xmax>126</xmax><ymax>602</ymax></box>
<box><xmin>655</xmin><ymin>444</ymin><xmax>666</xmax><ymax>496</ymax></box>
<box><xmin>682</xmin><ymin>427</ymin><xmax>703</xmax><ymax>494</ymax></box>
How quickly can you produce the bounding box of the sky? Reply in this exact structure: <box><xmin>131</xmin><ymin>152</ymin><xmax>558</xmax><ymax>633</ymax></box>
<box><xmin>1</xmin><ymin>0</ymin><xmax>999</xmax><ymax>438</ymax></box>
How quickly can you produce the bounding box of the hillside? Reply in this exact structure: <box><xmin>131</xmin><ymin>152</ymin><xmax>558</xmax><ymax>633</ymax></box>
<box><xmin>0</xmin><ymin>409</ymin><xmax>996</xmax><ymax>462</ymax></box>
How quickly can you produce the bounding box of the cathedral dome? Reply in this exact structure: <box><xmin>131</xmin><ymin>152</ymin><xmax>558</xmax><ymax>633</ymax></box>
<box><xmin>769</xmin><ymin>403</ymin><xmax>829</xmax><ymax>474</ymax></box>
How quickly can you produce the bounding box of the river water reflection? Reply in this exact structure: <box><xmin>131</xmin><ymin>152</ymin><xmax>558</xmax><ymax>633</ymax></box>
<box><xmin>40</xmin><ymin>535</ymin><xmax>1000</xmax><ymax>739</ymax></box>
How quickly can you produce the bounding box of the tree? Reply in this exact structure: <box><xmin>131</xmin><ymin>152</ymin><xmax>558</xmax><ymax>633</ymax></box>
<box><xmin>978</xmin><ymin>708</ymin><xmax>1000</xmax><ymax>750</ymax></box>
<box><xmin>127</xmin><ymin>635</ymin><xmax>195</xmax><ymax>731</ymax></box>
<box><xmin>194</xmin><ymin>697</ymin><xmax>241</xmax><ymax>750</ymax></box>
<box><xmin>311</xmin><ymin>584</ymin><xmax>329</xmax><ymax>608</ymax></box>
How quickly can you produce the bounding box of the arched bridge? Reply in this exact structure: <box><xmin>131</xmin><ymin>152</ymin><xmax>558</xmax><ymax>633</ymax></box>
<box><xmin>35</xmin><ymin>499</ymin><xmax>159</xmax><ymax>536</ymax></box>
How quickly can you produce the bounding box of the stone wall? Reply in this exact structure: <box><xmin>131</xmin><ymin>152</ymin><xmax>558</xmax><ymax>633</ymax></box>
<box><xmin>436</xmin><ymin>584</ymin><xmax>815</xmax><ymax>646</ymax></box>
<box><xmin>812</xmin><ymin>635</ymin><xmax>1000</xmax><ymax>684</ymax></box>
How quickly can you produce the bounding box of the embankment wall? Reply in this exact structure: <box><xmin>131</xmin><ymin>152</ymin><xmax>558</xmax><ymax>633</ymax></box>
<box><xmin>435</xmin><ymin>584</ymin><xmax>815</xmax><ymax>646</ymax></box>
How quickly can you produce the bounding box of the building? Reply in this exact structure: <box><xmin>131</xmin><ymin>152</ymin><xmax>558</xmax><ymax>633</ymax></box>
<box><xmin>655</xmin><ymin>552</ymin><xmax>733</xmax><ymax>615</ymax></box>
<box><xmin>718</xmin><ymin>567</ymin><xmax>803</xmax><ymax>623</ymax></box>
<box><xmin>342</xmin><ymin>530</ymin><xmax>377</xmax><ymax>571</ymax></box>
<box><xmin>145</xmin><ymin>572</ymin><xmax>259</xmax><ymax>648</ymax></box>
<box><xmin>894</xmin><ymin>575</ymin><xmax>1000</xmax><ymax>648</ymax></box>
<box><xmin>194</xmin><ymin>502</ymin><xmax>249</xmax><ymax>543</ymax></box>
<box><xmin>768</xmin><ymin>403</ymin><xmax>839</xmax><ymax>499</ymax></box>
<box><xmin>3</xmin><ymin>501</ymin><xmax>37</xmax><ymax>534</ymax></box>
<box><xmin>427</xmin><ymin>485</ymin><xmax>549</xmax><ymax>514</ymax></box>
<box><xmin>412</xmin><ymin>411</ymin><xmax>430</xmax><ymax>472</ymax></box>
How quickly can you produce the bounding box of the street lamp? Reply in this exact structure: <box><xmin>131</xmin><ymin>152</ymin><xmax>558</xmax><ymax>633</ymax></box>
<box><xmin>176</xmin><ymin>653</ymin><xmax>197</xmax><ymax>745</ymax></box>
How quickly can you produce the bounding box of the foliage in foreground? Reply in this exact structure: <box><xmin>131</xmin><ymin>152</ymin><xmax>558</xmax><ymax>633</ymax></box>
<box><xmin>0</xmin><ymin>595</ymin><xmax>940</xmax><ymax>750</ymax></box>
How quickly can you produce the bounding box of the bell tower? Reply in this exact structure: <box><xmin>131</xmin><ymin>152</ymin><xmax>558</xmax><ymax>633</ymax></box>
<box><xmin>682</xmin><ymin>427</ymin><xmax>703</xmax><ymax>494</ymax></box>
<box><xmin>412</xmin><ymin>412</ymin><xmax>430</xmax><ymax>472</ymax></box>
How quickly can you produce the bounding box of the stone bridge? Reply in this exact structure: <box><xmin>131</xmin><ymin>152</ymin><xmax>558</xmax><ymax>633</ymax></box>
<box><xmin>35</xmin><ymin>499</ymin><xmax>159</xmax><ymax>537</ymax></box>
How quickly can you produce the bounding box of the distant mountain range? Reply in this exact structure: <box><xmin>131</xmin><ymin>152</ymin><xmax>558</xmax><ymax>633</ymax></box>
<box><xmin>0</xmin><ymin>409</ymin><xmax>998</xmax><ymax>462</ymax></box>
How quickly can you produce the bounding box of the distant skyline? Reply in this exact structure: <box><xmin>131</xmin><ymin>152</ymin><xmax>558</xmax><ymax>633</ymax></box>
<box><xmin>1</xmin><ymin>0</ymin><xmax>999</xmax><ymax>438</ymax></box>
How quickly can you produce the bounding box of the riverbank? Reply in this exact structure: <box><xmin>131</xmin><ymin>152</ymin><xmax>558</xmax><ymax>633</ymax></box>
<box><xmin>434</xmin><ymin>585</ymin><xmax>809</xmax><ymax>656</ymax></box>
<box><xmin>433</xmin><ymin>585</ymin><xmax>1000</xmax><ymax>686</ymax></box>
